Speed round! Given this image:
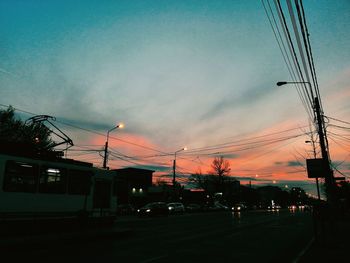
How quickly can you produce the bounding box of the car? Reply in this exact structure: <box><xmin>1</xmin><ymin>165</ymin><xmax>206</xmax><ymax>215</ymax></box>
<box><xmin>232</xmin><ymin>203</ymin><xmax>247</xmax><ymax>212</ymax></box>
<box><xmin>136</xmin><ymin>202</ymin><xmax>169</xmax><ymax>217</ymax></box>
<box><xmin>167</xmin><ymin>202</ymin><xmax>185</xmax><ymax>214</ymax></box>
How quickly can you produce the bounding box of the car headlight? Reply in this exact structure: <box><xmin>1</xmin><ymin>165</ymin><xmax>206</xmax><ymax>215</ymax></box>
<box><xmin>137</xmin><ymin>209</ymin><xmax>140</xmax><ymax>212</ymax></box>
<box><xmin>146</xmin><ymin>209</ymin><xmax>151</xmax><ymax>212</ymax></box>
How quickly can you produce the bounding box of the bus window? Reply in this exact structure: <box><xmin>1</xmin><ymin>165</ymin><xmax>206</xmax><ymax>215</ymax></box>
<box><xmin>68</xmin><ymin>170</ymin><xmax>92</xmax><ymax>195</ymax></box>
<box><xmin>3</xmin><ymin>160</ymin><xmax>38</xmax><ymax>192</ymax></box>
<box><xmin>39</xmin><ymin>166</ymin><xmax>67</xmax><ymax>194</ymax></box>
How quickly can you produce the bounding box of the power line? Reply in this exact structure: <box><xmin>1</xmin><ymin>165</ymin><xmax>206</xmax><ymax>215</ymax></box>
<box><xmin>185</xmin><ymin>124</ymin><xmax>311</xmax><ymax>153</ymax></box>
<box><xmin>240</xmin><ymin>133</ymin><xmax>303</xmax><ymax>165</ymax></box>
<box><xmin>262</xmin><ymin>1</ymin><xmax>314</xmax><ymax>120</ymax></box>
<box><xmin>0</xmin><ymin>103</ymin><xmax>169</xmax><ymax>154</ymax></box>
<box><xmin>274</xmin><ymin>0</ymin><xmax>314</xmax><ymax>120</ymax></box>
<box><xmin>326</xmin><ymin>116</ymin><xmax>350</xmax><ymax>126</ymax></box>
<box><xmin>299</xmin><ymin>0</ymin><xmax>323</xmax><ymax>112</ymax></box>
<box><xmin>287</xmin><ymin>1</ymin><xmax>312</xmax><ymax>89</ymax></box>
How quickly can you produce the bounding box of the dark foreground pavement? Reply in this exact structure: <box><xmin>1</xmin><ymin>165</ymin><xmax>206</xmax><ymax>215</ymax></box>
<box><xmin>1</xmin><ymin>211</ymin><xmax>314</xmax><ymax>262</ymax></box>
<box><xmin>0</xmin><ymin>217</ymin><xmax>133</xmax><ymax>252</ymax></box>
<box><xmin>298</xmin><ymin>212</ymin><xmax>350</xmax><ymax>262</ymax></box>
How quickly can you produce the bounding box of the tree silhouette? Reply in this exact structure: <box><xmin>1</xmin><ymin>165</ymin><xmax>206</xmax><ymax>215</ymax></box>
<box><xmin>189</xmin><ymin>157</ymin><xmax>233</xmax><ymax>194</ymax></box>
<box><xmin>210</xmin><ymin>156</ymin><xmax>231</xmax><ymax>177</ymax></box>
<box><xmin>0</xmin><ymin>106</ymin><xmax>54</xmax><ymax>151</ymax></box>
<box><xmin>208</xmin><ymin>156</ymin><xmax>231</xmax><ymax>194</ymax></box>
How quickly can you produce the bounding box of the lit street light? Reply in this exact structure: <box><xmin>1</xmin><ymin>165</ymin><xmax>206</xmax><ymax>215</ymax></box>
<box><xmin>173</xmin><ymin>147</ymin><xmax>187</xmax><ymax>187</ymax></box>
<box><xmin>103</xmin><ymin>123</ymin><xmax>124</xmax><ymax>169</ymax></box>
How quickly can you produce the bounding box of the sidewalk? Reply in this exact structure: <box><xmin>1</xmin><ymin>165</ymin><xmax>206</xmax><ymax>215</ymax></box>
<box><xmin>298</xmin><ymin>213</ymin><xmax>350</xmax><ymax>262</ymax></box>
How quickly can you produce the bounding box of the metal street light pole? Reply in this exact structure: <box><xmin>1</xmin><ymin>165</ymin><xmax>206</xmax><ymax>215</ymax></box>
<box><xmin>172</xmin><ymin>147</ymin><xmax>187</xmax><ymax>187</ymax></box>
<box><xmin>103</xmin><ymin>123</ymin><xmax>124</xmax><ymax>169</ymax></box>
<box><xmin>277</xmin><ymin>81</ymin><xmax>335</xmax><ymax>201</ymax></box>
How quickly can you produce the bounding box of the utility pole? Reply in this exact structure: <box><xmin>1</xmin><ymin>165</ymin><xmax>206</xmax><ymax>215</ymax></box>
<box><xmin>314</xmin><ymin>97</ymin><xmax>335</xmax><ymax>201</ymax></box>
<box><xmin>277</xmin><ymin>81</ymin><xmax>335</xmax><ymax>201</ymax></box>
<box><xmin>103</xmin><ymin>123</ymin><xmax>124</xmax><ymax>169</ymax></box>
<box><xmin>172</xmin><ymin>147</ymin><xmax>187</xmax><ymax>199</ymax></box>
<box><xmin>103</xmin><ymin>140</ymin><xmax>109</xmax><ymax>169</ymax></box>
<box><xmin>172</xmin><ymin>159</ymin><xmax>176</xmax><ymax>187</ymax></box>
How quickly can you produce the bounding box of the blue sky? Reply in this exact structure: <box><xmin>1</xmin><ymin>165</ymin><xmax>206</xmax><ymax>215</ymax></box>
<box><xmin>1</xmin><ymin>0</ymin><xmax>349</xmax><ymax>195</ymax></box>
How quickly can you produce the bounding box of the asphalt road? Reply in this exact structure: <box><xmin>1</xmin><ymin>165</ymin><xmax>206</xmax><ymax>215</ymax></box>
<box><xmin>3</xmin><ymin>209</ymin><xmax>313</xmax><ymax>263</ymax></box>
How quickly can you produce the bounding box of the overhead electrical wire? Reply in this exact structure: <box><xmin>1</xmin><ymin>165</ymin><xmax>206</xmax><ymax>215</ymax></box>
<box><xmin>327</xmin><ymin>135</ymin><xmax>350</xmax><ymax>153</ymax></box>
<box><xmin>262</xmin><ymin>1</ymin><xmax>313</xmax><ymax>120</ymax></box>
<box><xmin>184</xmin><ymin>132</ymin><xmax>310</xmax><ymax>156</ymax></box>
<box><xmin>286</xmin><ymin>0</ymin><xmax>313</xmax><ymax>97</ymax></box>
<box><xmin>275</xmin><ymin>0</ymin><xmax>314</xmax><ymax>110</ymax></box>
<box><xmin>273</xmin><ymin>0</ymin><xmax>314</xmax><ymax>113</ymax></box>
<box><xmin>269</xmin><ymin>0</ymin><xmax>313</xmax><ymax>119</ymax></box>
<box><xmin>326</xmin><ymin>116</ymin><xmax>350</xmax><ymax>126</ymax></box>
<box><xmin>0</xmin><ymin>103</ymin><xmax>168</xmax><ymax>155</ymax></box>
<box><xmin>262</xmin><ymin>0</ymin><xmax>298</xmax><ymax>82</ymax></box>
<box><xmin>184</xmin><ymin>124</ymin><xmax>311</xmax><ymax>153</ymax></box>
<box><xmin>239</xmin><ymin>133</ymin><xmax>303</xmax><ymax>165</ymax></box>
<box><xmin>295</xmin><ymin>1</ymin><xmax>318</xmax><ymax>101</ymax></box>
<box><xmin>299</xmin><ymin>0</ymin><xmax>323</xmax><ymax>112</ymax></box>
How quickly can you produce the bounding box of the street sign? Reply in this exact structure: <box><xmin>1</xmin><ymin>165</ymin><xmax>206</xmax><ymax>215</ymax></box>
<box><xmin>306</xmin><ymin>158</ymin><xmax>327</xmax><ymax>178</ymax></box>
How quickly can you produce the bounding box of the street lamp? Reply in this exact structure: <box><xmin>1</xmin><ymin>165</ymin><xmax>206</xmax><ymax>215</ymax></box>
<box><xmin>277</xmin><ymin>80</ymin><xmax>335</xmax><ymax>201</ymax></box>
<box><xmin>277</xmin><ymin>81</ymin><xmax>314</xmax><ymax>105</ymax></box>
<box><xmin>103</xmin><ymin>123</ymin><xmax>124</xmax><ymax>169</ymax></box>
<box><xmin>172</xmin><ymin>147</ymin><xmax>187</xmax><ymax>187</ymax></box>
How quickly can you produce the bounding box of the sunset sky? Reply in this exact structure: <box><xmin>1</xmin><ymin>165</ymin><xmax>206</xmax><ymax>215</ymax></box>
<box><xmin>1</xmin><ymin>0</ymin><xmax>349</xmax><ymax>196</ymax></box>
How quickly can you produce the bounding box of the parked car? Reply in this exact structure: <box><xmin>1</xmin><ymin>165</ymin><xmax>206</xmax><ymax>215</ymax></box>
<box><xmin>116</xmin><ymin>204</ymin><xmax>135</xmax><ymax>215</ymax></box>
<box><xmin>137</xmin><ymin>202</ymin><xmax>169</xmax><ymax>217</ymax></box>
<box><xmin>167</xmin><ymin>202</ymin><xmax>185</xmax><ymax>214</ymax></box>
